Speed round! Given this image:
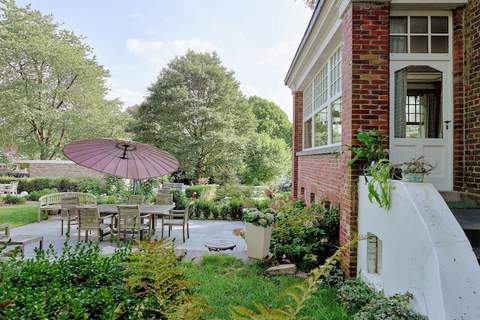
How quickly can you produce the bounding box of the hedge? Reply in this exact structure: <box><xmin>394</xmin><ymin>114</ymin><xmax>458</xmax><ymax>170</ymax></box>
<box><xmin>0</xmin><ymin>176</ymin><xmax>106</xmax><ymax>194</ymax></box>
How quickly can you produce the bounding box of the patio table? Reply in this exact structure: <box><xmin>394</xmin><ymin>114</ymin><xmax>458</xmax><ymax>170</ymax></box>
<box><xmin>78</xmin><ymin>204</ymin><xmax>175</xmax><ymax>231</ymax></box>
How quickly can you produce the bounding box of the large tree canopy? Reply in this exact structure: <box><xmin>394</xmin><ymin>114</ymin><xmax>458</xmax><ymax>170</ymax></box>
<box><xmin>247</xmin><ymin>96</ymin><xmax>292</xmax><ymax>147</ymax></box>
<box><xmin>0</xmin><ymin>0</ymin><xmax>128</xmax><ymax>159</ymax></box>
<box><xmin>131</xmin><ymin>50</ymin><xmax>256</xmax><ymax>182</ymax></box>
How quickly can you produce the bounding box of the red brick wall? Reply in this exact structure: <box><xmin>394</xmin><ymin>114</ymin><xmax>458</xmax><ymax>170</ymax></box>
<box><xmin>291</xmin><ymin>1</ymin><xmax>390</xmax><ymax>276</ymax></box>
<box><xmin>453</xmin><ymin>8</ymin><xmax>465</xmax><ymax>191</ymax></box>
<box><xmin>292</xmin><ymin>92</ymin><xmax>303</xmax><ymax>199</ymax></box>
<box><xmin>339</xmin><ymin>1</ymin><xmax>390</xmax><ymax>276</ymax></box>
<box><xmin>463</xmin><ymin>1</ymin><xmax>480</xmax><ymax>193</ymax></box>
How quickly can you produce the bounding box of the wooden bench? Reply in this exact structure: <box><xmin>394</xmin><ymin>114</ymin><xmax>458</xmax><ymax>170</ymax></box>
<box><xmin>38</xmin><ymin>192</ymin><xmax>97</xmax><ymax>222</ymax></box>
<box><xmin>0</xmin><ymin>181</ymin><xmax>18</xmax><ymax>196</ymax></box>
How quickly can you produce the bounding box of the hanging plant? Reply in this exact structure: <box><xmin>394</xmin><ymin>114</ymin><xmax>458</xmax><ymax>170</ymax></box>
<box><xmin>365</xmin><ymin>160</ymin><xmax>394</xmax><ymax>210</ymax></box>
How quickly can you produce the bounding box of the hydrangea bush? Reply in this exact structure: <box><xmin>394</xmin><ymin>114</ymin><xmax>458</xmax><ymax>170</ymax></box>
<box><xmin>243</xmin><ymin>208</ymin><xmax>275</xmax><ymax>227</ymax></box>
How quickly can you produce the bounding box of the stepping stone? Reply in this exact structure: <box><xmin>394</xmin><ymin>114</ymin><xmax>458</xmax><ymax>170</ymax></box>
<box><xmin>266</xmin><ymin>264</ymin><xmax>297</xmax><ymax>275</ymax></box>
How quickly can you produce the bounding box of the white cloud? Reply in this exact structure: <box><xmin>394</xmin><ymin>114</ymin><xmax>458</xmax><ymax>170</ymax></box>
<box><xmin>126</xmin><ymin>38</ymin><xmax>220</xmax><ymax>72</ymax></box>
<box><xmin>106</xmin><ymin>79</ymin><xmax>145</xmax><ymax>109</ymax></box>
<box><xmin>240</xmin><ymin>83</ymin><xmax>259</xmax><ymax>97</ymax></box>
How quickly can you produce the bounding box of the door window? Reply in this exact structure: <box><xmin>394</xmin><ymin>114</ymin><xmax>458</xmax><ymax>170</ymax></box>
<box><xmin>394</xmin><ymin>66</ymin><xmax>443</xmax><ymax>139</ymax></box>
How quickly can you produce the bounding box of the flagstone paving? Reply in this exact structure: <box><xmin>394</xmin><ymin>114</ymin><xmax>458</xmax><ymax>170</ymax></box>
<box><xmin>8</xmin><ymin>217</ymin><xmax>247</xmax><ymax>260</ymax></box>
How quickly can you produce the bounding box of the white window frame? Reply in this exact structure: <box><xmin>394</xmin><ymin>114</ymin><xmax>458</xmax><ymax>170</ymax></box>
<box><xmin>302</xmin><ymin>46</ymin><xmax>342</xmax><ymax>151</ymax></box>
<box><xmin>390</xmin><ymin>11</ymin><xmax>452</xmax><ymax>62</ymax></box>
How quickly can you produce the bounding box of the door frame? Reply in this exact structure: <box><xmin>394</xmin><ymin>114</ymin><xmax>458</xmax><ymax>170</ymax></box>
<box><xmin>389</xmin><ymin>10</ymin><xmax>454</xmax><ymax>191</ymax></box>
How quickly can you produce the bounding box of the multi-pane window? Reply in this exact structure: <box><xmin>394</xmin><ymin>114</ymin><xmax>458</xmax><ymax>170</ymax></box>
<box><xmin>303</xmin><ymin>47</ymin><xmax>342</xmax><ymax>150</ymax></box>
<box><xmin>390</xmin><ymin>16</ymin><xmax>449</xmax><ymax>54</ymax></box>
<box><xmin>406</xmin><ymin>96</ymin><xmax>424</xmax><ymax>138</ymax></box>
<box><xmin>330</xmin><ymin>49</ymin><xmax>341</xmax><ymax>97</ymax></box>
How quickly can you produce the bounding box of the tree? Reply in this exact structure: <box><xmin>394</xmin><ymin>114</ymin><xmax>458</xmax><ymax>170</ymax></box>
<box><xmin>131</xmin><ymin>50</ymin><xmax>256</xmax><ymax>182</ymax></box>
<box><xmin>247</xmin><ymin>96</ymin><xmax>292</xmax><ymax>147</ymax></box>
<box><xmin>241</xmin><ymin>133</ymin><xmax>290</xmax><ymax>185</ymax></box>
<box><xmin>300</xmin><ymin>0</ymin><xmax>317</xmax><ymax>9</ymax></box>
<box><xmin>0</xmin><ymin>0</ymin><xmax>128</xmax><ymax>159</ymax></box>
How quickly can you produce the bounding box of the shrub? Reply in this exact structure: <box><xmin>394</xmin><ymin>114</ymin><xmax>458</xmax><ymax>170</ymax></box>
<box><xmin>96</xmin><ymin>195</ymin><xmax>120</xmax><ymax>204</ymax></box>
<box><xmin>270</xmin><ymin>201</ymin><xmax>339</xmax><ymax>271</ymax></box>
<box><xmin>27</xmin><ymin>188</ymin><xmax>58</xmax><ymax>201</ymax></box>
<box><xmin>185</xmin><ymin>185</ymin><xmax>207</xmax><ymax>198</ymax></box>
<box><xmin>2</xmin><ymin>195</ymin><xmax>26</xmax><ymax>205</ymax></box>
<box><xmin>243</xmin><ymin>208</ymin><xmax>275</xmax><ymax>227</ymax></box>
<box><xmin>0</xmin><ymin>243</ymin><xmax>134</xmax><ymax>319</ymax></box>
<box><xmin>192</xmin><ymin>199</ymin><xmax>219</xmax><ymax>219</ymax></box>
<box><xmin>252</xmin><ymin>198</ymin><xmax>273</xmax><ymax>211</ymax></box>
<box><xmin>215</xmin><ymin>184</ymin><xmax>253</xmax><ymax>200</ymax></box>
<box><xmin>338</xmin><ymin>279</ymin><xmax>378</xmax><ymax>313</ymax></box>
<box><xmin>354</xmin><ymin>294</ymin><xmax>426</xmax><ymax>320</ymax></box>
<box><xmin>172</xmin><ymin>190</ymin><xmax>187</xmax><ymax>210</ymax></box>
<box><xmin>219</xmin><ymin>198</ymin><xmax>245</xmax><ymax>220</ymax></box>
<box><xmin>337</xmin><ymin>279</ymin><xmax>426</xmax><ymax>320</ymax></box>
<box><xmin>0</xmin><ymin>176</ymin><xmax>106</xmax><ymax>194</ymax></box>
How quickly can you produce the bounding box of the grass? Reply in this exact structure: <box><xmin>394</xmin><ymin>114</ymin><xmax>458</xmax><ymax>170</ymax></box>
<box><xmin>0</xmin><ymin>204</ymin><xmax>40</xmax><ymax>227</ymax></box>
<box><xmin>183</xmin><ymin>255</ymin><xmax>352</xmax><ymax>320</ymax></box>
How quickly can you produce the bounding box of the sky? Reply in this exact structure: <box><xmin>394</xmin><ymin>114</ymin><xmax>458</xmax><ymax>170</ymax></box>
<box><xmin>19</xmin><ymin>0</ymin><xmax>312</xmax><ymax>120</ymax></box>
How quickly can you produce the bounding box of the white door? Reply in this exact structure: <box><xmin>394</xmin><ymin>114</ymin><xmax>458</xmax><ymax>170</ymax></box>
<box><xmin>390</xmin><ymin>61</ymin><xmax>453</xmax><ymax>191</ymax></box>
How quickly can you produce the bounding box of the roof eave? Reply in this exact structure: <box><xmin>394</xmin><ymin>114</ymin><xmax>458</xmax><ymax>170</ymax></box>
<box><xmin>284</xmin><ymin>0</ymin><xmax>326</xmax><ymax>87</ymax></box>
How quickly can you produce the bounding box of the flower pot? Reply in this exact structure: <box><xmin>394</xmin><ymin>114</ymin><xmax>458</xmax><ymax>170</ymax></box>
<box><xmin>402</xmin><ymin>173</ymin><xmax>425</xmax><ymax>183</ymax></box>
<box><xmin>245</xmin><ymin>222</ymin><xmax>272</xmax><ymax>260</ymax></box>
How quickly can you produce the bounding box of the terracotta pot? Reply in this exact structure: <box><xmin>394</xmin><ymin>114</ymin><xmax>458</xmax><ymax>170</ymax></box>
<box><xmin>245</xmin><ymin>222</ymin><xmax>272</xmax><ymax>259</ymax></box>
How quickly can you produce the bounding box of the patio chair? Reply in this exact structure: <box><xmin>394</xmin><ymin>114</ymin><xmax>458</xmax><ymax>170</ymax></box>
<box><xmin>60</xmin><ymin>196</ymin><xmax>80</xmax><ymax>236</ymax></box>
<box><xmin>128</xmin><ymin>194</ymin><xmax>145</xmax><ymax>205</ymax></box>
<box><xmin>77</xmin><ymin>207</ymin><xmax>112</xmax><ymax>241</ymax></box>
<box><xmin>112</xmin><ymin>205</ymin><xmax>152</xmax><ymax>241</ymax></box>
<box><xmin>5</xmin><ymin>181</ymin><xmax>18</xmax><ymax>195</ymax></box>
<box><xmin>155</xmin><ymin>192</ymin><xmax>173</xmax><ymax>205</ymax></box>
<box><xmin>162</xmin><ymin>202</ymin><xmax>193</xmax><ymax>242</ymax></box>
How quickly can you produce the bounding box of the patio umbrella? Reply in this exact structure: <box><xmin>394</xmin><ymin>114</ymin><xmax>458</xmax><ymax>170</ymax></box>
<box><xmin>63</xmin><ymin>138</ymin><xmax>179</xmax><ymax>179</ymax></box>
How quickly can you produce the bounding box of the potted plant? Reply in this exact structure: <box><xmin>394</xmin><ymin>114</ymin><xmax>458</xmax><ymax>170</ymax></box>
<box><xmin>399</xmin><ymin>156</ymin><xmax>434</xmax><ymax>183</ymax></box>
<box><xmin>243</xmin><ymin>208</ymin><xmax>275</xmax><ymax>259</ymax></box>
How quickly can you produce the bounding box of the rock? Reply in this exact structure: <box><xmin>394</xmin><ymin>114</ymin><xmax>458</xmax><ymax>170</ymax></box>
<box><xmin>266</xmin><ymin>264</ymin><xmax>297</xmax><ymax>276</ymax></box>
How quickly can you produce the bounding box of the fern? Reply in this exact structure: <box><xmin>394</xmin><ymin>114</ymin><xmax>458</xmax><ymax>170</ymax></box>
<box><xmin>230</xmin><ymin>238</ymin><xmax>358</xmax><ymax>320</ymax></box>
<box><xmin>118</xmin><ymin>239</ymin><xmax>202</xmax><ymax>319</ymax></box>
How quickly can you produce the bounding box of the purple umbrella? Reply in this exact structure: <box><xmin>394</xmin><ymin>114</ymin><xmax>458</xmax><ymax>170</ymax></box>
<box><xmin>63</xmin><ymin>138</ymin><xmax>179</xmax><ymax>179</ymax></box>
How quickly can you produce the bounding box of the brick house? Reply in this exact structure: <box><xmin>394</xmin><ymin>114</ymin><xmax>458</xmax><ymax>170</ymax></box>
<box><xmin>285</xmin><ymin>0</ymin><xmax>478</xmax><ymax>275</ymax></box>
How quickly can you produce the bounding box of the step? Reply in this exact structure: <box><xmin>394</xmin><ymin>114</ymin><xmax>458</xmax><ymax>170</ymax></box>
<box><xmin>450</xmin><ymin>209</ymin><xmax>480</xmax><ymax>231</ymax></box>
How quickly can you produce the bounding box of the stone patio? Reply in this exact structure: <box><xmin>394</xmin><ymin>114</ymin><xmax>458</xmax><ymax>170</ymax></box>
<box><xmin>9</xmin><ymin>217</ymin><xmax>247</xmax><ymax>261</ymax></box>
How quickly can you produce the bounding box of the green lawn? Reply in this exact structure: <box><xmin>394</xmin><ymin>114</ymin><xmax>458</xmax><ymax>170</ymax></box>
<box><xmin>183</xmin><ymin>255</ymin><xmax>352</xmax><ymax>320</ymax></box>
<box><xmin>0</xmin><ymin>204</ymin><xmax>39</xmax><ymax>227</ymax></box>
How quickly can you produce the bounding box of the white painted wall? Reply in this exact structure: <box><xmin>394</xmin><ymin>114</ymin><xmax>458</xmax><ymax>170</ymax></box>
<box><xmin>357</xmin><ymin>177</ymin><xmax>480</xmax><ymax>320</ymax></box>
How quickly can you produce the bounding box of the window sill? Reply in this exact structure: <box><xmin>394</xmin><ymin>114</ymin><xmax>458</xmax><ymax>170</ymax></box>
<box><xmin>296</xmin><ymin>144</ymin><xmax>341</xmax><ymax>156</ymax></box>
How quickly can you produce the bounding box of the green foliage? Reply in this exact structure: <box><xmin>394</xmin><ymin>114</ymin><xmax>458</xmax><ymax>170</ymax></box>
<box><xmin>121</xmin><ymin>240</ymin><xmax>197</xmax><ymax>319</ymax></box>
<box><xmin>338</xmin><ymin>280</ymin><xmax>377</xmax><ymax>313</ymax></box>
<box><xmin>0</xmin><ymin>243</ymin><xmax>133</xmax><ymax>319</ymax></box>
<box><xmin>2</xmin><ymin>194</ymin><xmax>26</xmax><ymax>205</ymax></box>
<box><xmin>219</xmin><ymin>197</ymin><xmax>245</xmax><ymax>220</ymax></box>
<box><xmin>172</xmin><ymin>189</ymin><xmax>188</xmax><ymax>210</ymax></box>
<box><xmin>183</xmin><ymin>254</ymin><xmax>351</xmax><ymax>320</ymax></box>
<box><xmin>337</xmin><ymin>279</ymin><xmax>426</xmax><ymax>320</ymax></box>
<box><xmin>192</xmin><ymin>199</ymin><xmax>220</xmax><ymax>219</ymax></box>
<box><xmin>0</xmin><ymin>204</ymin><xmax>40</xmax><ymax>227</ymax></box>
<box><xmin>104</xmin><ymin>176</ymin><xmax>127</xmax><ymax>195</ymax></box>
<box><xmin>230</xmin><ymin>237</ymin><xmax>352</xmax><ymax>319</ymax></box>
<box><xmin>0</xmin><ymin>176</ymin><xmax>106</xmax><ymax>194</ymax></box>
<box><xmin>216</xmin><ymin>184</ymin><xmax>254</xmax><ymax>200</ymax></box>
<box><xmin>349</xmin><ymin>130</ymin><xmax>388</xmax><ymax>169</ymax></box>
<box><xmin>27</xmin><ymin>188</ymin><xmax>58</xmax><ymax>201</ymax></box>
<box><xmin>96</xmin><ymin>194</ymin><xmax>120</xmax><ymax>205</ymax></box>
<box><xmin>241</xmin><ymin>133</ymin><xmax>291</xmax><ymax>185</ymax></box>
<box><xmin>132</xmin><ymin>178</ymin><xmax>160</xmax><ymax>201</ymax></box>
<box><xmin>130</xmin><ymin>50</ymin><xmax>256</xmax><ymax>181</ymax></box>
<box><xmin>243</xmin><ymin>208</ymin><xmax>275</xmax><ymax>227</ymax></box>
<box><xmin>271</xmin><ymin>201</ymin><xmax>339</xmax><ymax>271</ymax></box>
<box><xmin>354</xmin><ymin>294</ymin><xmax>426</xmax><ymax>320</ymax></box>
<box><xmin>0</xmin><ymin>0</ymin><xmax>129</xmax><ymax>159</ymax></box>
<box><xmin>186</xmin><ymin>185</ymin><xmax>209</xmax><ymax>198</ymax></box>
<box><xmin>248</xmin><ymin>96</ymin><xmax>292</xmax><ymax>146</ymax></box>
<box><xmin>365</xmin><ymin>160</ymin><xmax>394</xmax><ymax>210</ymax></box>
